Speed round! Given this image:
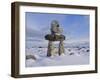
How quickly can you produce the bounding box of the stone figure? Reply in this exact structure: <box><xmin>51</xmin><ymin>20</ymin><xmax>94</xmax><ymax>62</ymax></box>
<box><xmin>45</xmin><ymin>20</ymin><xmax>65</xmax><ymax>57</ymax></box>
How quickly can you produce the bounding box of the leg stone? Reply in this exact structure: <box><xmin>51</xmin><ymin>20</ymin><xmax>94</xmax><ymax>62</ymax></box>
<box><xmin>58</xmin><ymin>40</ymin><xmax>65</xmax><ymax>55</ymax></box>
<box><xmin>47</xmin><ymin>41</ymin><xmax>53</xmax><ymax>57</ymax></box>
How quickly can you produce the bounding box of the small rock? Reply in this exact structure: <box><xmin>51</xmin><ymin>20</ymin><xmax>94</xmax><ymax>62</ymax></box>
<box><xmin>26</xmin><ymin>55</ymin><xmax>36</xmax><ymax>60</ymax></box>
<box><xmin>69</xmin><ymin>52</ymin><xmax>74</xmax><ymax>55</ymax></box>
<box><xmin>86</xmin><ymin>49</ymin><xmax>89</xmax><ymax>52</ymax></box>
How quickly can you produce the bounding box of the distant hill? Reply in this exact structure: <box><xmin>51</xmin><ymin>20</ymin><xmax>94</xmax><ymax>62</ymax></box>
<box><xmin>26</xmin><ymin>40</ymin><xmax>89</xmax><ymax>49</ymax></box>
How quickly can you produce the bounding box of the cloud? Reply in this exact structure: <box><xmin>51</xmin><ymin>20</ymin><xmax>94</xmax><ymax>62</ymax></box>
<box><xmin>26</xmin><ymin>25</ymin><xmax>50</xmax><ymax>42</ymax></box>
<box><xmin>64</xmin><ymin>37</ymin><xmax>89</xmax><ymax>44</ymax></box>
<box><xmin>26</xmin><ymin>27</ymin><xmax>43</xmax><ymax>38</ymax></box>
<box><xmin>26</xmin><ymin>12</ymin><xmax>89</xmax><ymax>46</ymax></box>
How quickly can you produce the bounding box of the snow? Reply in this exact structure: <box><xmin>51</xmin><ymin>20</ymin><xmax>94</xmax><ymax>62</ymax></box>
<box><xmin>25</xmin><ymin>43</ymin><xmax>90</xmax><ymax>67</ymax></box>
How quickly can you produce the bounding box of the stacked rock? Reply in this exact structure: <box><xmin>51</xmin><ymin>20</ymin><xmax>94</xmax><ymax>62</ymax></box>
<box><xmin>45</xmin><ymin>20</ymin><xmax>65</xmax><ymax>57</ymax></box>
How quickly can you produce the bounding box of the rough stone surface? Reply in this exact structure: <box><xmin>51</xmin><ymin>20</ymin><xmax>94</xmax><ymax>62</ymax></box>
<box><xmin>45</xmin><ymin>34</ymin><xmax>65</xmax><ymax>41</ymax></box>
<box><xmin>59</xmin><ymin>41</ymin><xmax>65</xmax><ymax>55</ymax></box>
<box><xmin>45</xmin><ymin>20</ymin><xmax>66</xmax><ymax>57</ymax></box>
<box><xmin>47</xmin><ymin>41</ymin><xmax>53</xmax><ymax>57</ymax></box>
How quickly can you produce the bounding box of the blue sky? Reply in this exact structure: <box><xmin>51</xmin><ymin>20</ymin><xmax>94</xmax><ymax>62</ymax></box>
<box><xmin>25</xmin><ymin>12</ymin><xmax>89</xmax><ymax>46</ymax></box>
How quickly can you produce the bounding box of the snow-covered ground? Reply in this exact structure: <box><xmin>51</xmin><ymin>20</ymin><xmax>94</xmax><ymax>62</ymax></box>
<box><xmin>25</xmin><ymin>43</ymin><xmax>90</xmax><ymax>67</ymax></box>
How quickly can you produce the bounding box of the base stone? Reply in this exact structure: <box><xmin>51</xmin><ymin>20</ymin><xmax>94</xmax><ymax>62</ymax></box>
<box><xmin>46</xmin><ymin>34</ymin><xmax>65</xmax><ymax>57</ymax></box>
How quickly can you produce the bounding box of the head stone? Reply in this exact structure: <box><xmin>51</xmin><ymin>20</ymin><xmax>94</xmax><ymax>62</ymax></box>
<box><xmin>51</xmin><ymin>20</ymin><xmax>59</xmax><ymax>27</ymax></box>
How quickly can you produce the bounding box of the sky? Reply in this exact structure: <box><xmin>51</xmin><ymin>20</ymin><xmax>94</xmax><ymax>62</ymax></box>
<box><xmin>25</xmin><ymin>12</ymin><xmax>90</xmax><ymax>47</ymax></box>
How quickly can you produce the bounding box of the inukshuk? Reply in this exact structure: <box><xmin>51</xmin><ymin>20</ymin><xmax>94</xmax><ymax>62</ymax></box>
<box><xmin>45</xmin><ymin>20</ymin><xmax>65</xmax><ymax>57</ymax></box>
